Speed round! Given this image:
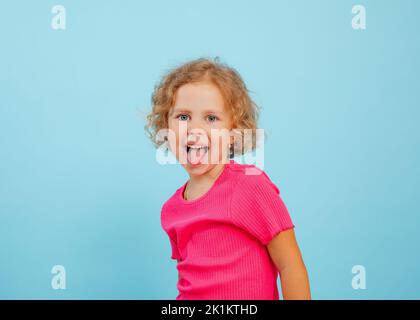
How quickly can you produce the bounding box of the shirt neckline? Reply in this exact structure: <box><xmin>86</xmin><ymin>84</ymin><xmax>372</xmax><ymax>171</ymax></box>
<box><xmin>178</xmin><ymin>160</ymin><xmax>235</xmax><ymax>205</ymax></box>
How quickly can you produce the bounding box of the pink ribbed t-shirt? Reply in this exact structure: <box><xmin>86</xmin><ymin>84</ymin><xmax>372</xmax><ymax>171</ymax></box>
<box><xmin>161</xmin><ymin>160</ymin><xmax>295</xmax><ymax>300</ymax></box>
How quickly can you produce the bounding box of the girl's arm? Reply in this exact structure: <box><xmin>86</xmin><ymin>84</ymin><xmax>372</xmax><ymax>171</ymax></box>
<box><xmin>267</xmin><ymin>229</ymin><xmax>311</xmax><ymax>300</ymax></box>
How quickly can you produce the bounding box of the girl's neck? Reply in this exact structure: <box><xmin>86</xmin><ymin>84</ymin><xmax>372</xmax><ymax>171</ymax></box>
<box><xmin>189</xmin><ymin>162</ymin><xmax>225</xmax><ymax>185</ymax></box>
<box><xmin>185</xmin><ymin>162</ymin><xmax>227</xmax><ymax>200</ymax></box>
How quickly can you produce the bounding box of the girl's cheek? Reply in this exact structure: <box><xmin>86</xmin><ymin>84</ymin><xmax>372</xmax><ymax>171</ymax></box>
<box><xmin>209</xmin><ymin>139</ymin><xmax>229</xmax><ymax>163</ymax></box>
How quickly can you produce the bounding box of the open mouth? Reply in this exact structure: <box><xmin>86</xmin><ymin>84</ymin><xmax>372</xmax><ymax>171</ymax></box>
<box><xmin>185</xmin><ymin>144</ymin><xmax>209</xmax><ymax>165</ymax></box>
<box><xmin>186</xmin><ymin>145</ymin><xmax>209</xmax><ymax>153</ymax></box>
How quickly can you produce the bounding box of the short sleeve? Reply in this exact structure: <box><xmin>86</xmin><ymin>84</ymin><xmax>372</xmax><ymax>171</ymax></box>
<box><xmin>229</xmin><ymin>172</ymin><xmax>295</xmax><ymax>245</ymax></box>
<box><xmin>161</xmin><ymin>201</ymin><xmax>182</xmax><ymax>261</ymax></box>
<box><xmin>169</xmin><ymin>235</ymin><xmax>181</xmax><ymax>260</ymax></box>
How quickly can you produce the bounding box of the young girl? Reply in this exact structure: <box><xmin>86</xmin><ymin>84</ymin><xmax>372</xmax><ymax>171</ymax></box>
<box><xmin>146</xmin><ymin>57</ymin><xmax>311</xmax><ymax>300</ymax></box>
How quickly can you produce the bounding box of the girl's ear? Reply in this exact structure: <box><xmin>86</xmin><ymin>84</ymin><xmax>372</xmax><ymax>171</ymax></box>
<box><xmin>229</xmin><ymin>143</ymin><xmax>235</xmax><ymax>159</ymax></box>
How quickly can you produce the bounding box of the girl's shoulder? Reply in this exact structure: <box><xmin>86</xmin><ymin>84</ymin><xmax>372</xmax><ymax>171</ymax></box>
<box><xmin>227</xmin><ymin>160</ymin><xmax>280</xmax><ymax>196</ymax></box>
<box><xmin>227</xmin><ymin>160</ymin><xmax>263</xmax><ymax>175</ymax></box>
<box><xmin>160</xmin><ymin>184</ymin><xmax>185</xmax><ymax>214</ymax></box>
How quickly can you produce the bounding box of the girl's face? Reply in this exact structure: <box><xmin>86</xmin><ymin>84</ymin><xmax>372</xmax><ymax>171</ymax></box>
<box><xmin>167</xmin><ymin>81</ymin><xmax>233</xmax><ymax>177</ymax></box>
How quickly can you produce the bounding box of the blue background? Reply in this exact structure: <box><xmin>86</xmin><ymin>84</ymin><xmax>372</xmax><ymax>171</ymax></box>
<box><xmin>0</xmin><ymin>0</ymin><xmax>419</xmax><ymax>299</ymax></box>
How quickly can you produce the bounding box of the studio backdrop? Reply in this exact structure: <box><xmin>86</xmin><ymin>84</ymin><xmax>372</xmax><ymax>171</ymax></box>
<box><xmin>0</xmin><ymin>0</ymin><xmax>419</xmax><ymax>299</ymax></box>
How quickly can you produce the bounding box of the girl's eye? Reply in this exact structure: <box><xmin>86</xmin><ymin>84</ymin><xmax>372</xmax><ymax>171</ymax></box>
<box><xmin>177</xmin><ymin>114</ymin><xmax>190</xmax><ymax>121</ymax></box>
<box><xmin>207</xmin><ymin>115</ymin><xmax>218</xmax><ymax>123</ymax></box>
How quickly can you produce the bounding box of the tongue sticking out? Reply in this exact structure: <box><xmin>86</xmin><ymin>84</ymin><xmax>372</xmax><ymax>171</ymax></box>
<box><xmin>187</xmin><ymin>147</ymin><xmax>208</xmax><ymax>165</ymax></box>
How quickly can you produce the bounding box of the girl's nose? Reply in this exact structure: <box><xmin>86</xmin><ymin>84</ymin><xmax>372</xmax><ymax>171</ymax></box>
<box><xmin>187</xmin><ymin>117</ymin><xmax>204</xmax><ymax>131</ymax></box>
<box><xmin>186</xmin><ymin>128</ymin><xmax>208</xmax><ymax>145</ymax></box>
<box><xmin>186</xmin><ymin>119</ymin><xmax>207</xmax><ymax>135</ymax></box>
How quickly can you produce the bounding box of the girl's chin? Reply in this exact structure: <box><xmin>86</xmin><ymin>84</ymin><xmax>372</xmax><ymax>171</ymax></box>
<box><xmin>183</xmin><ymin>162</ymin><xmax>212</xmax><ymax>175</ymax></box>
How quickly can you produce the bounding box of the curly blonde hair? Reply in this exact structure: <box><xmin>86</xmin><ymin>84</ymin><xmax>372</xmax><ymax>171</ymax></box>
<box><xmin>145</xmin><ymin>57</ymin><xmax>260</xmax><ymax>157</ymax></box>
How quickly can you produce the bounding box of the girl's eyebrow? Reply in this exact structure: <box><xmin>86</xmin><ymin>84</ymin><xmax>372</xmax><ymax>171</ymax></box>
<box><xmin>171</xmin><ymin>107</ymin><xmax>192</xmax><ymax>115</ymax></box>
<box><xmin>171</xmin><ymin>108</ymin><xmax>224</xmax><ymax>115</ymax></box>
<box><xmin>202</xmin><ymin>110</ymin><xmax>224</xmax><ymax>115</ymax></box>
